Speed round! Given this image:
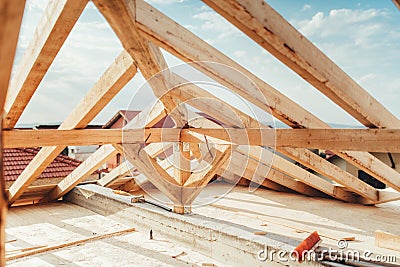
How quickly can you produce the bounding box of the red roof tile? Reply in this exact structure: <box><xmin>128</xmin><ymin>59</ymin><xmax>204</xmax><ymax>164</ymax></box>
<box><xmin>3</xmin><ymin>148</ymin><xmax>83</xmax><ymax>181</ymax></box>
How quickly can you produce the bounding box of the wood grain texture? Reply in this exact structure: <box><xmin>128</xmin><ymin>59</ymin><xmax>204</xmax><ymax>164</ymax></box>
<box><xmin>3</xmin><ymin>0</ymin><xmax>89</xmax><ymax>129</ymax></box>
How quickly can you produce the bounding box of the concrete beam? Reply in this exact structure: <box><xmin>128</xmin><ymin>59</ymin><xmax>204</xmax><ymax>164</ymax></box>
<box><xmin>65</xmin><ymin>184</ymin><xmax>325</xmax><ymax>267</ymax></box>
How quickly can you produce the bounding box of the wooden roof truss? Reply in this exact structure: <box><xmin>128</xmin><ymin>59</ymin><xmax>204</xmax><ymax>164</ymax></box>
<box><xmin>2</xmin><ymin>0</ymin><xmax>400</xmax><ymax>214</ymax></box>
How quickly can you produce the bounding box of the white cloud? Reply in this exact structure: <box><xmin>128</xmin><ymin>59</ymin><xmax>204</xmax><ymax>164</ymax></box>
<box><xmin>296</xmin><ymin>8</ymin><xmax>387</xmax><ymax>38</ymax></box>
<box><xmin>233</xmin><ymin>50</ymin><xmax>247</xmax><ymax>58</ymax></box>
<box><xmin>302</xmin><ymin>4</ymin><xmax>311</xmax><ymax>11</ymax></box>
<box><xmin>27</xmin><ymin>0</ymin><xmax>48</xmax><ymax>11</ymax></box>
<box><xmin>193</xmin><ymin>11</ymin><xmax>241</xmax><ymax>40</ymax></box>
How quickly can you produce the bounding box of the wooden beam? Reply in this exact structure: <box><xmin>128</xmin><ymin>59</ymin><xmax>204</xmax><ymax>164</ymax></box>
<box><xmin>5</xmin><ymin>128</ymin><xmax>400</xmax><ymax>152</ymax></box>
<box><xmin>97</xmin><ymin>162</ymin><xmax>132</xmax><ymax>187</ymax></box>
<box><xmin>218</xmin><ymin>169</ymin><xmax>297</xmax><ymax>195</ymax></box>
<box><xmin>239</xmin><ymin>147</ymin><xmax>360</xmax><ymax>203</ymax></box>
<box><xmin>173</xmin><ymin>142</ymin><xmax>191</xmax><ymax>186</ymax></box>
<box><xmin>249</xmin><ymin>146</ymin><xmax>378</xmax><ymax>201</ymax></box>
<box><xmin>134</xmin><ymin>4</ymin><xmax>400</xmax><ymax>195</ymax></box>
<box><xmin>375</xmin><ymin>230</ymin><xmax>400</xmax><ymax>252</ymax></box>
<box><xmin>8</xmin><ymin>51</ymin><xmax>137</xmax><ymax>203</ymax></box>
<box><xmin>98</xmin><ymin>142</ymin><xmax>168</xmax><ymax>188</ymax></box>
<box><xmin>222</xmin><ymin>151</ymin><xmax>329</xmax><ymax>198</ymax></box>
<box><xmin>92</xmin><ymin>0</ymin><xmax>187</xmax><ymax>126</ymax></box>
<box><xmin>0</xmin><ymin>0</ymin><xmax>25</xmax><ymax>111</ymax></box>
<box><xmin>182</xmin><ymin>144</ymin><xmax>232</xmax><ymax>204</ymax></box>
<box><xmin>3</xmin><ymin>0</ymin><xmax>89</xmax><ymax>129</ymax></box>
<box><xmin>113</xmin><ymin>143</ymin><xmax>181</xmax><ymax>204</ymax></box>
<box><xmin>43</xmin><ymin>145</ymin><xmax>118</xmax><ymax>201</ymax></box>
<box><xmin>393</xmin><ymin>0</ymin><xmax>400</xmax><ymax>10</ymax></box>
<box><xmin>3</xmin><ymin>128</ymin><xmax>181</xmax><ymax>148</ymax></box>
<box><xmin>203</xmin><ymin>0</ymin><xmax>400</xmax><ymax>129</ymax></box>
<box><xmin>188</xmin><ymin>112</ymin><xmax>361</xmax><ymax>202</ymax></box>
<box><xmin>336</xmin><ymin>150</ymin><xmax>400</xmax><ymax>193</ymax></box>
<box><xmin>167</xmin><ymin>77</ymin><xmax>379</xmax><ymax>201</ymax></box>
<box><xmin>135</xmin><ymin>0</ymin><xmax>322</xmax><ymax>128</ymax></box>
<box><xmin>169</xmin><ymin>74</ymin><xmax>262</xmax><ymax>129</ymax></box>
<box><xmin>0</xmin><ymin>0</ymin><xmax>25</xmax><ymax>264</ymax></box>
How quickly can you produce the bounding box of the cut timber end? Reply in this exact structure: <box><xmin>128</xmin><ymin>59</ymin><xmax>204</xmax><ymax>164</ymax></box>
<box><xmin>375</xmin><ymin>230</ymin><xmax>400</xmax><ymax>252</ymax></box>
<box><xmin>173</xmin><ymin>205</ymin><xmax>191</xmax><ymax>214</ymax></box>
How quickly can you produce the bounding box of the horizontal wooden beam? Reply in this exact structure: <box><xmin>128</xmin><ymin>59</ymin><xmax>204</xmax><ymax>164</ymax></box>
<box><xmin>5</xmin><ymin>128</ymin><xmax>400</xmax><ymax>152</ymax></box>
<box><xmin>3</xmin><ymin>128</ymin><xmax>180</xmax><ymax>148</ymax></box>
<box><xmin>186</xmin><ymin>128</ymin><xmax>400</xmax><ymax>152</ymax></box>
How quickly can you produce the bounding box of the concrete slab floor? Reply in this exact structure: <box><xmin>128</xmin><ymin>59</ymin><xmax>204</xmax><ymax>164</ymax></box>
<box><xmin>121</xmin><ymin>182</ymin><xmax>400</xmax><ymax>263</ymax></box>
<box><xmin>5</xmin><ymin>203</ymin><xmax>225</xmax><ymax>266</ymax></box>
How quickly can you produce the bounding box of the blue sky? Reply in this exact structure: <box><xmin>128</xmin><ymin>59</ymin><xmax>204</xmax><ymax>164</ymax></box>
<box><xmin>12</xmin><ymin>0</ymin><xmax>400</xmax><ymax>127</ymax></box>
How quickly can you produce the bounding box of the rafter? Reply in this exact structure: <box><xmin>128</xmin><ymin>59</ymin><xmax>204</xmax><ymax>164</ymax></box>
<box><xmin>3</xmin><ymin>0</ymin><xmax>89</xmax><ymax>129</ymax></box>
<box><xmin>167</xmin><ymin>76</ymin><xmax>380</xmax><ymax>201</ymax></box>
<box><xmin>223</xmin><ymin>152</ymin><xmax>333</xmax><ymax>199</ymax></box>
<box><xmin>0</xmin><ymin>0</ymin><xmax>26</xmax><ymax>264</ymax></box>
<box><xmin>134</xmin><ymin>2</ymin><xmax>400</xmax><ymax>195</ymax></box>
<box><xmin>218</xmin><ymin>169</ymin><xmax>298</xmax><ymax>195</ymax></box>
<box><xmin>8</xmin><ymin>51</ymin><xmax>137</xmax><ymax>203</ymax></box>
<box><xmin>203</xmin><ymin>0</ymin><xmax>400</xmax><ymax>129</ymax></box>
<box><xmin>43</xmin><ymin>145</ymin><xmax>118</xmax><ymax>202</ymax></box>
<box><xmin>245</xmin><ymin>146</ymin><xmax>377</xmax><ymax>201</ymax></box>
<box><xmin>92</xmin><ymin>0</ymin><xmax>187</xmax><ymax>126</ymax></box>
<box><xmin>188</xmin><ymin>112</ymin><xmax>364</xmax><ymax>202</ymax></box>
<box><xmin>42</xmin><ymin>98</ymin><xmax>168</xmax><ymax>201</ymax></box>
<box><xmin>97</xmin><ymin>162</ymin><xmax>132</xmax><ymax>187</ymax></box>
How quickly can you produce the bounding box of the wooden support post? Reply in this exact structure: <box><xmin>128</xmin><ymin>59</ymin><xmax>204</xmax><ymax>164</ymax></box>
<box><xmin>0</xmin><ymin>0</ymin><xmax>26</xmax><ymax>264</ymax></box>
<box><xmin>173</xmin><ymin>142</ymin><xmax>191</xmax><ymax>214</ymax></box>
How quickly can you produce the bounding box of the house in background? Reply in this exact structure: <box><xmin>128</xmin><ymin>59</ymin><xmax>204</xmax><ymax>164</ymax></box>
<box><xmin>19</xmin><ymin>123</ymin><xmax>103</xmax><ymax>161</ymax></box>
<box><xmin>103</xmin><ymin>110</ymin><xmax>174</xmax><ymax>169</ymax></box>
<box><xmin>3</xmin><ymin>148</ymin><xmax>98</xmax><ymax>189</ymax></box>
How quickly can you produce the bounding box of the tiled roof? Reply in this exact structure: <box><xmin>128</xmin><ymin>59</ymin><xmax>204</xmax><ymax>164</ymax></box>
<box><xmin>3</xmin><ymin>148</ymin><xmax>82</xmax><ymax>181</ymax></box>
